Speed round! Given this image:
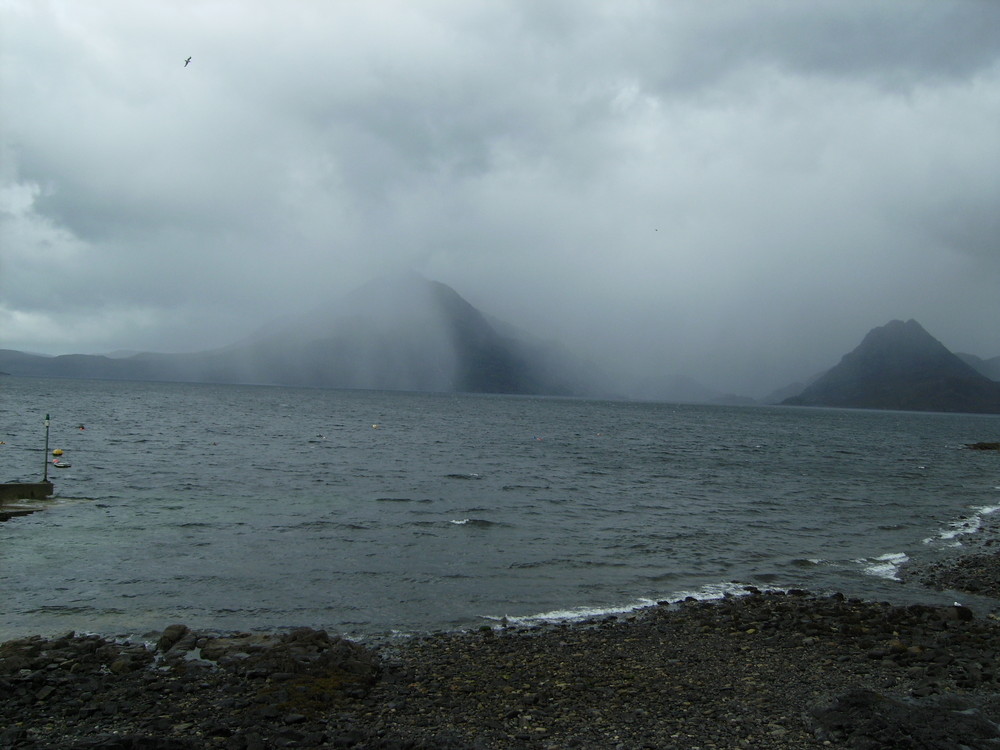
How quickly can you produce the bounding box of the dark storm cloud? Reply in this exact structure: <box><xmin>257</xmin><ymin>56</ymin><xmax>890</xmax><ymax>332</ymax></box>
<box><xmin>1</xmin><ymin>1</ymin><xmax>998</xmax><ymax>396</ymax></box>
<box><xmin>641</xmin><ymin>2</ymin><xmax>1000</xmax><ymax>87</ymax></box>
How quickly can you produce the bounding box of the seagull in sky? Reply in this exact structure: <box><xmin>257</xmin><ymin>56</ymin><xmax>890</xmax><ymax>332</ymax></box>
<box><xmin>184</xmin><ymin>56</ymin><xmax>192</xmax><ymax>67</ymax></box>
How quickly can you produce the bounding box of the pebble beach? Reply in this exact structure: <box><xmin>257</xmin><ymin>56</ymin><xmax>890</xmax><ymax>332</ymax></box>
<box><xmin>3</xmin><ymin>526</ymin><xmax>999</xmax><ymax>749</ymax></box>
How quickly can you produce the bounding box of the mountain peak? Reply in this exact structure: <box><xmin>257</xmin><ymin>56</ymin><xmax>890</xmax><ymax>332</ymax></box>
<box><xmin>783</xmin><ymin>319</ymin><xmax>1000</xmax><ymax>413</ymax></box>
<box><xmin>848</xmin><ymin>319</ymin><xmax>981</xmax><ymax>379</ymax></box>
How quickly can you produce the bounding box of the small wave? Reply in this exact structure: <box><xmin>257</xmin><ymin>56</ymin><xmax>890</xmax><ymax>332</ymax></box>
<box><xmin>922</xmin><ymin>504</ymin><xmax>1000</xmax><ymax>546</ymax></box>
<box><xmin>375</xmin><ymin>497</ymin><xmax>430</xmax><ymax>503</ymax></box>
<box><xmin>751</xmin><ymin>573</ymin><xmax>780</xmax><ymax>583</ymax></box>
<box><xmin>858</xmin><ymin>552</ymin><xmax>908</xmax><ymax>580</ymax></box>
<box><xmin>507</xmin><ymin>560</ymin><xmax>548</xmax><ymax>569</ymax></box>
<box><xmin>666</xmin><ymin>581</ymin><xmax>756</xmax><ymax>602</ymax></box>
<box><xmin>448</xmin><ymin>518</ymin><xmax>503</xmax><ymax>528</ymax></box>
<box><xmin>445</xmin><ymin>473</ymin><xmax>482</xmax><ymax>480</ymax></box>
<box><xmin>290</xmin><ymin>522</ymin><xmax>369</xmax><ymax>531</ymax></box>
<box><xmin>281</xmin><ymin>519</ymin><xmax>359</xmax><ymax>530</ymax></box>
<box><xmin>28</xmin><ymin>604</ymin><xmax>124</xmax><ymax>615</ymax></box>
<box><xmin>484</xmin><ymin>598</ymin><xmax>658</xmax><ymax>628</ymax></box>
<box><xmin>641</xmin><ymin>571</ymin><xmax>680</xmax><ymax>583</ymax></box>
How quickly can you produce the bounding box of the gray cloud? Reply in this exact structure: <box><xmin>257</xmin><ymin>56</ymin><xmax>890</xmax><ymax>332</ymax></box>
<box><xmin>2</xmin><ymin>0</ymin><xmax>998</xmax><ymax>397</ymax></box>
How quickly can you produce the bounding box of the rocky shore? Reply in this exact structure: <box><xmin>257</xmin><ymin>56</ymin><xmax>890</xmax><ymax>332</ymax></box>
<box><xmin>903</xmin><ymin>509</ymin><xmax>1000</xmax><ymax>600</ymax></box>
<box><xmin>5</xmin><ymin>508</ymin><xmax>1000</xmax><ymax>749</ymax></box>
<box><xmin>2</xmin><ymin>586</ymin><xmax>998</xmax><ymax>750</ymax></box>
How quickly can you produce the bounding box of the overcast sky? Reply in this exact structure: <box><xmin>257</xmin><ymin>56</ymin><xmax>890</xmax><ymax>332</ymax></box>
<box><xmin>2</xmin><ymin>0</ymin><xmax>998</xmax><ymax>396</ymax></box>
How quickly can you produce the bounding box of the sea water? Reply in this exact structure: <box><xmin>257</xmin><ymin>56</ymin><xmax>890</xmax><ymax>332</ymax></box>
<box><xmin>1</xmin><ymin>377</ymin><xmax>997</xmax><ymax>641</ymax></box>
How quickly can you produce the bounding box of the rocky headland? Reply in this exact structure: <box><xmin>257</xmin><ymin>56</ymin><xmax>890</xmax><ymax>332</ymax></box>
<box><xmin>3</xmin><ymin>542</ymin><xmax>1000</xmax><ymax>749</ymax></box>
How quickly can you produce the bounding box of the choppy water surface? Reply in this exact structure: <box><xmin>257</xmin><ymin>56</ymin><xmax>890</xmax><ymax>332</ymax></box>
<box><xmin>1</xmin><ymin>377</ymin><xmax>997</xmax><ymax>641</ymax></box>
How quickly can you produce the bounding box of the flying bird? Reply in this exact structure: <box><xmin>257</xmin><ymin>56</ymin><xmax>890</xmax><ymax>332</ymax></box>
<box><xmin>184</xmin><ymin>56</ymin><xmax>192</xmax><ymax>67</ymax></box>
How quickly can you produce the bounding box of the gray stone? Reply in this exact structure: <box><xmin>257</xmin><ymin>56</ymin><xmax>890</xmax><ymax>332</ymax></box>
<box><xmin>811</xmin><ymin>688</ymin><xmax>1000</xmax><ymax>748</ymax></box>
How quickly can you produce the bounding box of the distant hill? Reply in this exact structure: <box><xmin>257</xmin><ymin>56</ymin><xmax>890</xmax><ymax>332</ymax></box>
<box><xmin>957</xmin><ymin>352</ymin><xmax>1000</xmax><ymax>381</ymax></box>
<box><xmin>630</xmin><ymin>373</ymin><xmax>723</xmax><ymax>404</ymax></box>
<box><xmin>762</xmin><ymin>381</ymin><xmax>809</xmax><ymax>405</ymax></box>
<box><xmin>627</xmin><ymin>373</ymin><xmax>756</xmax><ymax>406</ymax></box>
<box><xmin>782</xmin><ymin>319</ymin><xmax>1000</xmax><ymax>414</ymax></box>
<box><xmin>0</xmin><ymin>275</ymin><xmax>608</xmax><ymax>397</ymax></box>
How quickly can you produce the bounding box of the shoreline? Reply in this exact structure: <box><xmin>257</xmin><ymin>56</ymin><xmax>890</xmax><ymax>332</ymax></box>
<box><xmin>2</xmin><ymin>591</ymin><xmax>998</xmax><ymax>749</ymax></box>
<box><xmin>2</xmin><ymin>506</ymin><xmax>997</xmax><ymax>645</ymax></box>
<box><xmin>901</xmin><ymin>505</ymin><xmax>1000</xmax><ymax>601</ymax></box>
<box><xmin>3</xmin><ymin>516</ymin><xmax>999</xmax><ymax>748</ymax></box>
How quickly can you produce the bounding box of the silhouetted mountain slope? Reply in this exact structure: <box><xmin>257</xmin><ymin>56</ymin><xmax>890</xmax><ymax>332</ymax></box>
<box><xmin>957</xmin><ymin>353</ymin><xmax>1000</xmax><ymax>381</ymax></box>
<box><xmin>0</xmin><ymin>275</ymin><xmax>605</xmax><ymax>397</ymax></box>
<box><xmin>782</xmin><ymin>319</ymin><xmax>1000</xmax><ymax>413</ymax></box>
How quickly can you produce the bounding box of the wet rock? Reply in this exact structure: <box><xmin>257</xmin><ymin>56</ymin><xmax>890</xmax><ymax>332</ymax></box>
<box><xmin>35</xmin><ymin>684</ymin><xmax>56</xmax><ymax>700</ymax></box>
<box><xmin>156</xmin><ymin>624</ymin><xmax>189</xmax><ymax>652</ymax></box>
<box><xmin>3</xmin><ymin>594</ymin><xmax>999</xmax><ymax>749</ymax></box>
<box><xmin>1</xmin><ymin>727</ymin><xmax>29</xmax><ymax>746</ymax></box>
<box><xmin>811</xmin><ymin>688</ymin><xmax>1000</xmax><ymax>749</ymax></box>
<box><xmin>65</xmin><ymin>735</ymin><xmax>199</xmax><ymax>749</ymax></box>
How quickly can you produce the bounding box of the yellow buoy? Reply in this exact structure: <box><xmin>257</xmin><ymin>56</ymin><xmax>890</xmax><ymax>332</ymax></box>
<box><xmin>52</xmin><ymin>448</ymin><xmax>64</xmax><ymax>456</ymax></box>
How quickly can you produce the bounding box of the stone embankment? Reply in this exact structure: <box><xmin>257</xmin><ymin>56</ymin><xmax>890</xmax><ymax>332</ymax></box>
<box><xmin>2</xmin><ymin>590</ymin><xmax>999</xmax><ymax>749</ymax></box>
<box><xmin>0</xmin><ymin>482</ymin><xmax>53</xmax><ymax>521</ymax></box>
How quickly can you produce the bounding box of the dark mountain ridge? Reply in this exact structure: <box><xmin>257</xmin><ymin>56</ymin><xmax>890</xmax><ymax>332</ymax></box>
<box><xmin>782</xmin><ymin>319</ymin><xmax>1000</xmax><ymax>414</ymax></box>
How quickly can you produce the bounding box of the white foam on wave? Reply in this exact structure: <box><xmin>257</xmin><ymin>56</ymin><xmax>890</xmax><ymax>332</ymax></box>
<box><xmin>922</xmin><ymin>504</ymin><xmax>1000</xmax><ymax>547</ymax></box>
<box><xmin>484</xmin><ymin>599</ymin><xmax>659</xmax><ymax>627</ymax></box>
<box><xmin>666</xmin><ymin>580</ymin><xmax>756</xmax><ymax>602</ymax></box>
<box><xmin>482</xmin><ymin>582</ymin><xmax>756</xmax><ymax>628</ymax></box>
<box><xmin>858</xmin><ymin>552</ymin><xmax>908</xmax><ymax>580</ymax></box>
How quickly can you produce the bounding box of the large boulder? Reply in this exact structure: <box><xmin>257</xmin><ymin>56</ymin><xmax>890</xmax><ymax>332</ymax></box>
<box><xmin>811</xmin><ymin>688</ymin><xmax>1000</xmax><ymax>749</ymax></box>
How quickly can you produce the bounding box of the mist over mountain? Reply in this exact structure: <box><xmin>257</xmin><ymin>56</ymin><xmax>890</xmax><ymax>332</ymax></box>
<box><xmin>0</xmin><ymin>275</ymin><xmax>609</xmax><ymax>398</ymax></box>
<box><xmin>2</xmin><ymin>279</ymin><xmax>997</xmax><ymax>410</ymax></box>
<box><xmin>227</xmin><ymin>274</ymin><xmax>607</xmax><ymax>395</ymax></box>
<box><xmin>4</xmin><ymin>3</ymin><xmax>999</xmax><ymax>414</ymax></box>
<box><xmin>782</xmin><ymin>319</ymin><xmax>1000</xmax><ymax>413</ymax></box>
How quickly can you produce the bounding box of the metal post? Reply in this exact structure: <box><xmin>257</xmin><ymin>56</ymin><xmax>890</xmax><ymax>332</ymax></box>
<box><xmin>44</xmin><ymin>414</ymin><xmax>50</xmax><ymax>482</ymax></box>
